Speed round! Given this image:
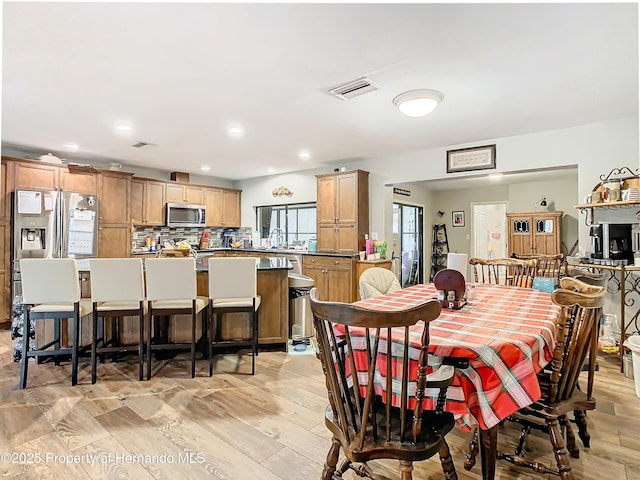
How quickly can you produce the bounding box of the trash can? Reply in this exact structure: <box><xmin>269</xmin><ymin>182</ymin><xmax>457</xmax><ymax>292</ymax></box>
<box><xmin>623</xmin><ymin>335</ymin><xmax>640</xmax><ymax>398</ymax></box>
<box><xmin>288</xmin><ymin>273</ymin><xmax>315</xmax><ymax>348</ymax></box>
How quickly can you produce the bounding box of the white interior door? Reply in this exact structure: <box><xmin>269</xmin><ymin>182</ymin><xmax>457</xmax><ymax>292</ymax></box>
<box><xmin>472</xmin><ymin>203</ymin><xmax>508</xmax><ymax>259</ymax></box>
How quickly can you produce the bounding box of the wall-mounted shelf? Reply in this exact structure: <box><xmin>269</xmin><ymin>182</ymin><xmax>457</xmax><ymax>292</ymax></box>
<box><xmin>575</xmin><ymin>200</ymin><xmax>640</xmax><ymax>210</ymax></box>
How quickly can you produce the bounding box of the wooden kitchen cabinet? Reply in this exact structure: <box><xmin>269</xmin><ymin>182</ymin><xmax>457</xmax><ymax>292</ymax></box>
<box><xmin>0</xmin><ymin>223</ymin><xmax>11</xmax><ymax>327</ymax></box>
<box><xmin>506</xmin><ymin>211</ymin><xmax>563</xmax><ymax>257</ymax></box>
<box><xmin>166</xmin><ymin>183</ymin><xmax>204</xmax><ymax>204</ymax></box>
<box><xmin>98</xmin><ymin>225</ymin><xmax>131</xmax><ymax>258</ymax></box>
<box><xmin>316</xmin><ymin>170</ymin><xmax>369</xmax><ymax>253</ymax></box>
<box><xmin>203</xmin><ymin>187</ymin><xmax>241</xmax><ymax>227</ymax></box>
<box><xmin>98</xmin><ymin>171</ymin><xmax>132</xmax><ymax>258</ymax></box>
<box><xmin>12</xmin><ymin>158</ymin><xmax>97</xmax><ymax>194</ymax></box>
<box><xmin>131</xmin><ymin>178</ymin><xmax>165</xmax><ymax>226</ymax></box>
<box><xmin>98</xmin><ymin>171</ymin><xmax>132</xmax><ymax>225</ymax></box>
<box><xmin>0</xmin><ymin>159</ymin><xmax>14</xmax><ymax>221</ymax></box>
<box><xmin>303</xmin><ymin>255</ymin><xmax>355</xmax><ymax>303</ymax></box>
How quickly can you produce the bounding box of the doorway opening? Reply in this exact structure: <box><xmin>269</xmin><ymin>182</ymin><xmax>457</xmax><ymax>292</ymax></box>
<box><xmin>393</xmin><ymin>203</ymin><xmax>424</xmax><ymax>287</ymax></box>
<box><xmin>471</xmin><ymin>202</ymin><xmax>508</xmax><ymax>260</ymax></box>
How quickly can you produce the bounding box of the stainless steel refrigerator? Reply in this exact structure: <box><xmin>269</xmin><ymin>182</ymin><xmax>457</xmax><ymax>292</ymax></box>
<box><xmin>12</xmin><ymin>188</ymin><xmax>99</xmax><ymax>295</ymax></box>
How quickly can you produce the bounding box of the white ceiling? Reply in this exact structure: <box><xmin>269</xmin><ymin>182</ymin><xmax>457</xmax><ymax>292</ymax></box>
<box><xmin>2</xmin><ymin>3</ymin><xmax>638</xmax><ymax>181</ymax></box>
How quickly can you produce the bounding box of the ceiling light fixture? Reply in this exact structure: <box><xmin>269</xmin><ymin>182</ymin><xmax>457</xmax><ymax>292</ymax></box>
<box><xmin>64</xmin><ymin>143</ymin><xmax>78</xmax><ymax>151</ymax></box>
<box><xmin>393</xmin><ymin>89</ymin><xmax>444</xmax><ymax>117</ymax></box>
<box><xmin>115</xmin><ymin>124</ymin><xmax>131</xmax><ymax>131</ymax></box>
<box><xmin>298</xmin><ymin>151</ymin><xmax>311</xmax><ymax>161</ymax></box>
<box><xmin>488</xmin><ymin>173</ymin><xmax>503</xmax><ymax>180</ymax></box>
<box><xmin>228</xmin><ymin>126</ymin><xmax>243</xmax><ymax>136</ymax></box>
<box><xmin>200</xmin><ymin>165</ymin><xmax>210</xmax><ymax>172</ymax></box>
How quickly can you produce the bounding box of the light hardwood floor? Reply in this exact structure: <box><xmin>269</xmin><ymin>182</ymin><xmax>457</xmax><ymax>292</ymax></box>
<box><xmin>1</xmin><ymin>331</ymin><xmax>639</xmax><ymax>480</ymax></box>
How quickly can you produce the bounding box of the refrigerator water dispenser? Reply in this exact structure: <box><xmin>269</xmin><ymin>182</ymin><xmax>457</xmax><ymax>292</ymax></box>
<box><xmin>20</xmin><ymin>228</ymin><xmax>45</xmax><ymax>251</ymax></box>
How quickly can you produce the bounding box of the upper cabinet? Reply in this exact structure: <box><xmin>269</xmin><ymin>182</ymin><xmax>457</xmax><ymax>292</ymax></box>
<box><xmin>506</xmin><ymin>211</ymin><xmax>563</xmax><ymax>257</ymax></box>
<box><xmin>12</xmin><ymin>158</ymin><xmax>97</xmax><ymax>194</ymax></box>
<box><xmin>316</xmin><ymin>170</ymin><xmax>369</xmax><ymax>253</ymax></box>
<box><xmin>203</xmin><ymin>188</ymin><xmax>241</xmax><ymax>227</ymax></box>
<box><xmin>98</xmin><ymin>171</ymin><xmax>132</xmax><ymax>225</ymax></box>
<box><xmin>131</xmin><ymin>178</ymin><xmax>166</xmax><ymax>226</ymax></box>
<box><xmin>166</xmin><ymin>183</ymin><xmax>204</xmax><ymax>205</ymax></box>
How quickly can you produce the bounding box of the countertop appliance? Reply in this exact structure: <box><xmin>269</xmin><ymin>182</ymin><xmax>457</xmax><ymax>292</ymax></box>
<box><xmin>590</xmin><ymin>223</ymin><xmax>633</xmax><ymax>261</ymax></box>
<box><xmin>166</xmin><ymin>202</ymin><xmax>206</xmax><ymax>228</ymax></box>
<box><xmin>13</xmin><ymin>189</ymin><xmax>99</xmax><ymax>295</ymax></box>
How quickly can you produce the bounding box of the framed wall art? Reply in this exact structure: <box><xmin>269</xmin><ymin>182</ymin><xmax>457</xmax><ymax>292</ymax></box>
<box><xmin>446</xmin><ymin>144</ymin><xmax>496</xmax><ymax>173</ymax></box>
<box><xmin>452</xmin><ymin>211</ymin><xmax>465</xmax><ymax>227</ymax></box>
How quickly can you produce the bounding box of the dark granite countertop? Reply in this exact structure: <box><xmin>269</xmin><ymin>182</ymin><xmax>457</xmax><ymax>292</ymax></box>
<box><xmin>195</xmin><ymin>256</ymin><xmax>292</xmax><ymax>272</ymax></box>
<box><xmin>194</xmin><ymin>247</ymin><xmax>358</xmax><ymax>258</ymax></box>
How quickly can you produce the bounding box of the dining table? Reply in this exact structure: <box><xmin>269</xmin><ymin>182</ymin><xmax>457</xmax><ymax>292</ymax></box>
<box><xmin>351</xmin><ymin>282</ymin><xmax>562</xmax><ymax>480</ymax></box>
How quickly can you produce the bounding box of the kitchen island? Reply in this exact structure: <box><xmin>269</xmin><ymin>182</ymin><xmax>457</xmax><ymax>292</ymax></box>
<box><xmin>36</xmin><ymin>256</ymin><xmax>293</xmax><ymax>353</ymax></box>
<box><xmin>194</xmin><ymin>257</ymin><xmax>292</xmax><ymax>349</ymax></box>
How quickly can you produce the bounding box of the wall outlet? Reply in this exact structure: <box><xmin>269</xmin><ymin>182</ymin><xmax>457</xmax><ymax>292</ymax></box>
<box><xmin>371</xmin><ymin>232</ymin><xmax>378</xmax><ymax>240</ymax></box>
<box><xmin>466</xmin><ymin>234</ymin><xmax>470</xmax><ymax>240</ymax></box>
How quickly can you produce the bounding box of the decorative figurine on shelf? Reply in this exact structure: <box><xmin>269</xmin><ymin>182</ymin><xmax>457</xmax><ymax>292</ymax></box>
<box><xmin>433</xmin><ymin>268</ymin><xmax>466</xmax><ymax>310</ymax></box>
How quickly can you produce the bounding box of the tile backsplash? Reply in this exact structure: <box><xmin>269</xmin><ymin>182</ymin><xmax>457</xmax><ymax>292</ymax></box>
<box><xmin>133</xmin><ymin>226</ymin><xmax>253</xmax><ymax>249</ymax></box>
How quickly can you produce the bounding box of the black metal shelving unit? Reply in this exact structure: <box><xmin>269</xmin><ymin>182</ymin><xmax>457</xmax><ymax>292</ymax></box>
<box><xmin>430</xmin><ymin>224</ymin><xmax>449</xmax><ymax>281</ymax></box>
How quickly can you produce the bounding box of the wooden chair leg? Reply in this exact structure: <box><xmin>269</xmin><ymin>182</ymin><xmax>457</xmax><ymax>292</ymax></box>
<box><xmin>573</xmin><ymin>410</ymin><xmax>591</xmax><ymax>448</ymax></box>
<box><xmin>439</xmin><ymin>439</ymin><xmax>458</xmax><ymax>480</ymax></box>
<box><xmin>464</xmin><ymin>427</ymin><xmax>479</xmax><ymax>470</ymax></box>
<box><xmin>560</xmin><ymin>414</ymin><xmax>579</xmax><ymax>459</ymax></box>
<box><xmin>399</xmin><ymin>460</ymin><xmax>414</xmax><ymax>480</ymax></box>
<box><xmin>547</xmin><ymin>417</ymin><xmax>574</xmax><ymax>480</ymax></box>
<box><xmin>322</xmin><ymin>437</ymin><xmax>341</xmax><ymax>480</ymax></box>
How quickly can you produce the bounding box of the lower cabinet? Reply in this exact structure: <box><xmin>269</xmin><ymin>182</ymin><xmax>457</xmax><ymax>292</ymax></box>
<box><xmin>98</xmin><ymin>226</ymin><xmax>132</xmax><ymax>258</ymax></box>
<box><xmin>303</xmin><ymin>255</ymin><xmax>355</xmax><ymax>303</ymax></box>
<box><xmin>0</xmin><ymin>222</ymin><xmax>10</xmax><ymax>327</ymax></box>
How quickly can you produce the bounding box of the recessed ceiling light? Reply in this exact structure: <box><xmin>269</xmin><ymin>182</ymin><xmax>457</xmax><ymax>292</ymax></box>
<box><xmin>298</xmin><ymin>151</ymin><xmax>311</xmax><ymax>161</ymax></box>
<box><xmin>200</xmin><ymin>165</ymin><xmax>210</xmax><ymax>172</ymax></box>
<box><xmin>488</xmin><ymin>173</ymin><xmax>503</xmax><ymax>180</ymax></box>
<box><xmin>393</xmin><ymin>89</ymin><xmax>444</xmax><ymax>117</ymax></box>
<box><xmin>228</xmin><ymin>126</ymin><xmax>244</xmax><ymax>136</ymax></box>
<box><xmin>116</xmin><ymin>124</ymin><xmax>131</xmax><ymax>131</ymax></box>
<box><xmin>64</xmin><ymin>143</ymin><xmax>78</xmax><ymax>151</ymax></box>
<box><xmin>267</xmin><ymin>167</ymin><xmax>276</xmax><ymax>173</ymax></box>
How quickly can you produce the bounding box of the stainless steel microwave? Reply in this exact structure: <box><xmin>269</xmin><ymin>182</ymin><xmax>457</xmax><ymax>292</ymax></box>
<box><xmin>166</xmin><ymin>203</ymin><xmax>206</xmax><ymax>227</ymax></box>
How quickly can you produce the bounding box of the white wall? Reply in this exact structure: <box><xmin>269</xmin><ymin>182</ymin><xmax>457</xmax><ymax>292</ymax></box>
<box><xmin>236</xmin><ymin>117</ymin><xmax>638</xmax><ymax>262</ymax></box>
<box><xmin>348</xmin><ymin>117</ymin><xmax>638</xmax><ymax>252</ymax></box>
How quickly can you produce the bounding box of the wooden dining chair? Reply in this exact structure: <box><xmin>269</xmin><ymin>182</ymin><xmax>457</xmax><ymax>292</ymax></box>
<box><xmin>513</xmin><ymin>253</ymin><xmax>567</xmax><ymax>284</ymax></box>
<box><xmin>465</xmin><ymin>277</ymin><xmax>605</xmax><ymax>480</ymax></box>
<box><xmin>469</xmin><ymin>257</ymin><xmax>538</xmax><ymax>287</ymax></box>
<box><xmin>310</xmin><ymin>288</ymin><xmax>459</xmax><ymax>480</ymax></box>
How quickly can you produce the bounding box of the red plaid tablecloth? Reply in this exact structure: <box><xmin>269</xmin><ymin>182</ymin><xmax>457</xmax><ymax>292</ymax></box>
<box><xmin>350</xmin><ymin>283</ymin><xmax>561</xmax><ymax>430</ymax></box>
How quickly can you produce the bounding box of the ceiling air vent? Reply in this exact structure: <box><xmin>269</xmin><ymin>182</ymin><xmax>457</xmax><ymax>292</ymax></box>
<box><xmin>329</xmin><ymin>77</ymin><xmax>378</xmax><ymax>100</ymax></box>
<box><xmin>131</xmin><ymin>141</ymin><xmax>156</xmax><ymax>149</ymax></box>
